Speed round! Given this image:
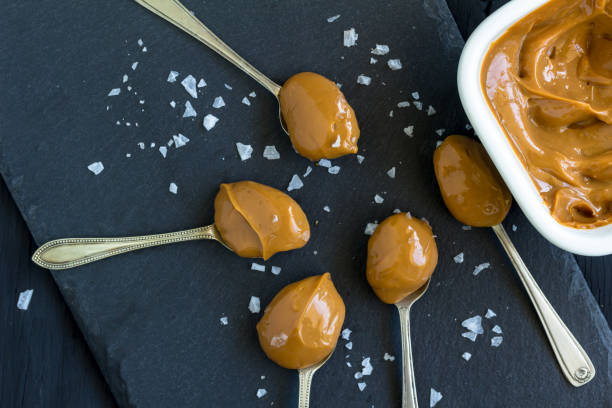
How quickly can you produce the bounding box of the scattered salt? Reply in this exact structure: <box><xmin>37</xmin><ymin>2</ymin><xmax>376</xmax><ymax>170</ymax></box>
<box><xmin>356</xmin><ymin>155</ymin><xmax>365</xmax><ymax>164</ymax></box>
<box><xmin>466</xmin><ymin>123</ymin><xmax>473</xmax><ymax>130</ymax></box>
<box><xmin>87</xmin><ymin>162</ymin><xmax>104</xmax><ymax>175</ymax></box>
<box><xmin>364</xmin><ymin>222</ymin><xmax>378</xmax><ymax>235</ymax></box>
<box><xmin>256</xmin><ymin>389</ymin><xmax>267</xmax><ymax>399</ymax></box>
<box><xmin>491</xmin><ymin>336</ymin><xmax>503</xmax><ymax>347</ymax></box>
<box><xmin>462</xmin><ymin>315</ymin><xmax>484</xmax><ymax>334</ymax></box>
<box><xmin>414</xmin><ymin>101</ymin><xmax>423</xmax><ymax>110</ymax></box>
<box><xmin>183</xmin><ymin>101</ymin><xmax>196</xmax><ymax>118</ymax></box>
<box><xmin>203</xmin><ymin>114</ymin><xmax>219</xmax><ymax>131</ymax></box>
<box><xmin>318</xmin><ymin>159</ymin><xmax>332</xmax><ymax>168</ymax></box>
<box><xmin>212</xmin><ymin>96</ymin><xmax>225</xmax><ymax>108</ymax></box>
<box><xmin>361</xmin><ymin>357</ymin><xmax>373</xmax><ymax>376</ymax></box>
<box><xmin>251</xmin><ymin>263</ymin><xmax>266</xmax><ymax>272</ymax></box>
<box><xmin>430</xmin><ymin>388</ymin><xmax>443</xmax><ymax>407</ymax></box>
<box><xmin>137</xmin><ymin>38</ymin><xmax>143</xmax><ymax>47</ymax></box>
<box><xmin>371</xmin><ymin>44</ymin><xmax>389</xmax><ymax>55</ymax></box>
<box><xmin>357</xmin><ymin>382</ymin><xmax>366</xmax><ymax>392</ymax></box>
<box><xmin>485</xmin><ymin>309</ymin><xmax>497</xmax><ymax>319</ymax></box>
<box><xmin>167</xmin><ymin>71</ymin><xmax>179</xmax><ymax>82</ymax></box>
<box><xmin>249</xmin><ymin>91</ymin><xmax>256</xmax><ymax>98</ymax></box>
<box><xmin>512</xmin><ymin>224</ymin><xmax>517</xmax><ymax>232</ymax></box>
<box><xmin>357</xmin><ymin>75</ymin><xmax>371</xmax><ymax>85</ymax></box>
<box><xmin>374</xmin><ymin>194</ymin><xmax>384</xmax><ymax>204</ymax></box>
<box><xmin>327</xmin><ymin>14</ymin><xmax>340</xmax><ymax>23</ymax></box>
<box><xmin>404</xmin><ymin>126</ymin><xmax>414</xmax><ymax>137</ymax></box>
<box><xmin>328</xmin><ymin>166</ymin><xmax>341</xmax><ymax>175</ymax></box>
<box><xmin>473</xmin><ymin>262</ymin><xmax>491</xmax><ymax>276</ymax></box>
<box><xmin>346</xmin><ymin>362</ymin><xmax>352</xmax><ymax>367</ymax></box>
<box><xmin>197</xmin><ymin>78</ymin><xmax>206</xmax><ymax>88</ymax></box>
<box><xmin>126</xmin><ymin>153</ymin><xmax>131</xmax><ymax>158</ymax></box>
<box><xmin>393</xmin><ymin>209</ymin><xmax>401</xmax><ymax>214</ymax></box>
<box><xmin>138</xmin><ymin>142</ymin><xmax>145</xmax><ymax>149</ymax></box>
<box><xmin>236</xmin><ymin>143</ymin><xmax>253</xmax><ymax>161</ymax></box>
<box><xmin>389</xmin><ymin>110</ymin><xmax>394</xmax><ymax>117</ymax></box>
<box><xmin>412</xmin><ymin>91</ymin><xmax>420</xmax><ymax>100</ymax></box>
<box><xmin>241</xmin><ymin>96</ymin><xmax>251</xmax><ymax>106</ymax></box>
<box><xmin>462</xmin><ymin>225</ymin><xmax>472</xmax><ymax>230</ymax></box>
<box><xmin>159</xmin><ymin>146</ymin><xmax>168</xmax><ymax>158</ymax></box>
<box><xmin>454</xmin><ymin>252</ymin><xmax>464</xmax><ymax>263</ymax></box>
<box><xmin>108</xmin><ymin>88</ymin><xmax>121</xmax><ymax>96</ymax></box>
<box><xmin>131</xmin><ymin>62</ymin><xmax>138</xmax><ymax>70</ymax></box>
<box><xmin>492</xmin><ymin>325</ymin><xmax>502</xmax><ymax>334</ymax></box>
<box><xmin>345</xmin><ymin>342</ymin><xmax>353</xmax><ymax>350</ymax></box>
<box><xmin>181</xmin><ymin>74</ymin><xmax>198</xmax><ymax>98</ymax></box>
<box><xmin>169</xmin><ymin>100</ymin><xmax>176</xmax><ymax>108</ymax></box>
<box><xmin>139</xmin><ymin>100</ymin><xmax>145</xmax><ymax>104</ymax></box>
<box><xmin>343</xmin><ymin>28</ymin><xmax>358</xmax><ymax>47</ymax></box>
<box><xmin>397</xmin><ymin>101</ymin><xmax>411</xmax><ymax>108</ymax></box>
<box><xmin>323</xmin><ymin>206</ymin><xmax>331</xmax><ymax>213</ymax></box>
<box><xmin>435</xmin><ymin>129</ymin><xmax>445</xmax><ymax>136</ymax></box>
<box><xmin>248</xmin><ymin>296</ymin><xmax>261</xmax><ymax>313</ymax></box>
<box><xmin>224</xmin><ymin>83</ymin><xmax>232</xmax><ymax>90</ymax></box>
<box><xmin>341</xmin><ymin>328</ymin><xmax>352</xmax><ymax>340</ymax></box>
<box><xmin>219</xmin><ymin>316</ymin><xmax>228</xmax><ymax>325</ymax></box>
<box><xmin>383</xmin><ymin>353</ymin><xmax>395</xmax><ymax>361</ymax></box>
<box><xmin>17</xmin><ymin>289</ymin><xmax>33</xmax><ymax>310</ymax></box>
<box><xmin>303</xmin><ymin>166</ymin><xmax>312</xmax><ymax>177</ymax></box>
<box><xmin>169</xmin><ymin>182</ymin><xmax>178</xmax><ymax>194</ymax></box>
<box><xmin>387</xmin><ymin>59</ymin><xmax>402</xmax><ymax>70</ymax></box>
<box><xmin>462</xmin><ymin>352</ymin><xmax>472</xmax><ymax>361</ymax></box>
<box><xmin>122</xmin><ymin>74</ymin><xmax>128</xmax><ymax>83</ymax></box>
<box><xmin>387</xmin><ymin>167</ymin><xmax>396</xmax><ymax>178</ymax></box>
<box><xmin>149</xmin><ymin>142</ymin><xmax>155</xmax><ymax>148</ymax></box>
<box><xmin>271</xmin><ymin>266</ymin><xmax>281</xmax><ymax>275</ymax></box>
<box><xmin>287</xmin><ymin>174</ymin><xmax>304</xmax><ymax>191</ymax></box>
<box><xmin>462</xmin><ymin>331</ymin><xmax>478</xmax><ymax>342</ymax></box>
<box><xmin>263</xmin><ymin>145</ymin><xmax>280</xmax><ymax>160</ymax></box>
<box><xmin>427</xmin><ymin>105</ymin><xmax>437</xmax><ymax>116</ymax></box>
<box><xmin>173</xmin><ymin>133</ymin><xmax>190</xmax><ymax>148</ymax></box>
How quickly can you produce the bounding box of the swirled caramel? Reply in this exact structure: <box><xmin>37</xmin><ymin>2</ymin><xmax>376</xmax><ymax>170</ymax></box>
<box><xmin>256</xmin><ymin>273</ymin><xmax>345</xmax><ymax>370</ymax></box>
<box><xmin>366</xmin><ymin>214</ymin><xmax>438</xmax><ymax>304</ymax></box>
<box><xmin>279</xmin><ymin>72</ymin><xmax>360</xmax><ymax>161</ymax></box>
<box><xmin>482</xmin><ymin>0</ymin><xmax>612</xmax><ymax>228</ymax></box>
<box><xmin>214</xmin><ymin>181</ymin><xmax>310</xmax><ymax>260</ymax></box>
<box><xmin>433</xmin><ymin>135</ymin><xmax>512</xmax><ymax>227</ymax></box>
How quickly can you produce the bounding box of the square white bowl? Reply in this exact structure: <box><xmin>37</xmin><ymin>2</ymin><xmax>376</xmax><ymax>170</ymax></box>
<box><xmin>457</xmin><ymin>0</ymin><xmax>612</xmax><ymax>256</ymax></box>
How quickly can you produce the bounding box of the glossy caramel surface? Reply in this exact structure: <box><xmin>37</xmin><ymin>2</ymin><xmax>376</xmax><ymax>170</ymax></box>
<box><xmin>482</xmin><ymin>0</ymin><xmax>612</xmax><ymax>228</ymax></box>
<box><xmin>366</xmin><ymin>213</ymin><xmax>438</xmax><ymax>304</ymax></box>
<box><xmin>214</xmin><ymin>181</ymin><xmax>310</xmax><ymax>260</ymax></box>
<box><xmin>256</xmin><ymin>273</ymin><xmax>345</xmax><ymax>370</ymax></box>
<box><xmin>279</xmin><ymin>72</ymin><xmax>360</xmax><ymax>161</ymax></box>
<box><xmin>433</xmin><ymin>135</ymin><xmax>512</xmax><ymax>227</ymax></box>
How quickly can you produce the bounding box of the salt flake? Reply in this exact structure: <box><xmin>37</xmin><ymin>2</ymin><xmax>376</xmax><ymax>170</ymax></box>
<box><xmin>241</xmin><ymin>96</ymin><xmax>251</xmax><ymax>106</ymax></box>
<box><xmin>248</xmin><ymin>296</ymin><xmax>261</xmax><ymax>313</ymax></box>
<box><xmin>370</xmin><ymin>57</ymin><xmax>378</xmax><ymax>64</ymax></box>
<box><xmin>473</xmin><ymin>262</ymin><xmax>491</xmax><ymax>276</ymax></box>
<box><xmin>387</xmin><ymin>59</ymin><xmax>402</xmax><ymax>70</ymax></box>
<box><xmin>345</xmin><ymin>341</ymin><xmax>353</xmax><ymax>350</ymax></box>
<box><xmin>397</xmin><ymin>101</ymin><xmax>411</xmax><ymax>108</ymax></box>
<box><xmin>271</xmin><ymin>266</ymin><xmax>281</xmax><ymax>275</ymax></box>
<box><xmin>384</xmin><ymin>353</ymin><xmax>395</xmax><ymax>361</ymax></box>
<box><xmin>343</xmin><ymin>28</ymin><xmax>358</xmax><ymax>47</ymax></box>
<box><xmin>356</xmin><ymin>155</ymin><xmax>365</xmax><ymax>164</ymax></box>
<box><xmin>454</xmin><ymin>252</ymin><xmax>464</xmax><ymax>263</ymax></box>
<box><xmin>197</xmin><ymin>78</ymin><xmax>207</xmax><ymax>88</ymax></box>
<box><xmin>220</xmin><ymin>316</ymin><xmax>228</xmax><ymax>325</ymax></box>
<box><xmin>17</xmin><ymin>289</ymin><xmax>33</xmax><ymax>310</ymax></box>
<box><xmin>256</xmin><ymin>389</ymin><xmax>267</xmax><ymax>399</ymax></box>
<box><xmin>303</xmin><ymin>166</ymin><xmax>312</xmax><ymax>177</ymax></box>
<box><xmin>387</xmin><ymin>167</ymin><xmax>396</xmax><ymax>178</ymax></box>
<box><xmin>318</xmin><ymin>159</ymin><xmax>332</xmax><ymax>168</ymax></box>
<box><xmin>173</xmin><ymin>133</ymin><xmax>190</xmax><ymax>148</ymax></box>
<box><xmin>364</xmin><ymin>222</ymin><xmax>378</xmax><ymax>235</ymax></box>
<box><xmin>108</xmin><ymin>88</ymin><xmax>121</xmax><ymax>96</ymax></box>
<box><xmin>462</xmin><ymin>352</ymin><xmax>472</xmax><ymax>361</ymax></box>
<box><xmin>169</xmin><ymin>183</ymin><xmax>178</xmax><ymax>194</ymax></box>
<box><xmin>212</xmin><ymin>96</ymin><xmax>225</xmax><ymax>108</ymax></box>
<box><xmin>251</xmin><ymin>263</ymin><xmax>265</xmax><ymax>272</ymax></box>
<box><xmin>491</xmin><ymin>336</ymin><xmax>503</xmax><ymax>347</ymax></box>
<box><xmin>492</xmin><ymin>325</ymin><xmax>503</xmax><ymax>334</ymax></box>
<box><xmin>167</xmin><ymin>71</ymin><xmax>179</xmax><ymax>82</ymax></box>
<box><xmin>181</xmin><ymin>74</ymin><xmax>198</xmax><ymax>98</ymax></box>
<box><xmin>263</xmin><ymin>145</ymin><xmax>280</xmax><ymax>160</ymax></box>
<box><xmin>323</xmin><ymin>205</ymin><xmax>331</xmax><ymax>213</ymax></box>
<box><xmin>341</xmin><ymin>328</ymin><xmax>351</xmax><ymax>340</ymax></box>
<box><xmin>357</xmin><ymin>75</ymin><xmax>371</xmax><ymax>85</ymax></box>
<box><xmin>203</xmin><ymin>114</ymin><xmax>219</xmax><ymax>131</ymax></box>
<box><xmin>430</xmin><ymin>388</ymin><xmax>443</xmax><ymax>407</ymax></box>
<box><xmin>183</xmin><ymin>101</ymin><xmax>196</xmax><ymax>118</ymax></box>
<box><xmin>327</xmin><ymin>14</ymin><xmax>340</xmax><ymax>23</ymax></box>
<box><xmin>461</xmin><ymin>331</ymin><xmax>478</xmax><ymax>342</ymax></box>
<box><xmin>427</xmin><ymin>105</ymin><xmax>437</xmax><ymax>116</ymax></box>
<box><xmin>131</xmin><ymin>62</ymin><xmax>138</xmax><ymax>70</ymax></box>
<box><xmin>371</xmin><ymin>44</ymin><xmax>390</xmax><ymax>55</ymax></box>
<box><xmin>462</xmin><ymin>315</ymin><xmax>484</xmax><ymax>334</ymax></box>
<box><xmin>485</xmin><ymin>309</ymin><xmax>497</xmax><ymax>319</ymax></box>
<box><xmin>328</xmin><ymin>166</ymin><xmax>341</xmax><ymax>175</ymax></box>
<box><xmin>287</xmin><ymin>174</ymin><xmax>304</xmax><ymax>191</ymax></box>
<box><xmin>404</xmin><ymin>126</ymin><xmax>414</xmax><ymax>137</ymax></box>
<box><xmin>374</xmin><ymin>194</ymin><xmax>384</xmax><ymax>204</ymax></box>
<box><xmin>87</xmin><ymin>162</ymin><xmax>104</xmax><ymax>175</ymax></box>
<box><xmin>236</xmin><ymin>143</ymin><xmax>253</xmax><ymax>161</ymax></box>
<box><xmin>159</xmin><ymin>146</ymin><xmax>168</xmax><ymax>158</ymax></box>
<box><xmin>357</xmin><ymin>382</ymin><xmax>366</xmax><ymax>392</ymax></box>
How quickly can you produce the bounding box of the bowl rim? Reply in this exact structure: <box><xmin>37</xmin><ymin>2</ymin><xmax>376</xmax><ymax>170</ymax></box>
<box><xmin>456</xmin><ymin>0</ymin><xmax>612</xmax><ymax>256</ymax></box>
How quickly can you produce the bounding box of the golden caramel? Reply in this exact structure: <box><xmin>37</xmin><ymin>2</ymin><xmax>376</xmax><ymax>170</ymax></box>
<box><xmin>366</xmin><ymin>214</ymin><xmax>438</xmax><ymax>304</ymax></box>
<box><xmin>433</xmin><ymin>135</ymin><xmax>512</xmax><ymax>227</ymax></box>
<box><xmin>214</xmin><ymin>181</ymin><xmax>310</xmax><ymax>260</ymax></box>
<box><xmin>482</xmin><ymin>0</ymin><xmax>612</xmax><ymax>228</ymax></box>
<box><xmin>256</xmin><ymin>273</ymin><xmax>345</xmax><ymax>370</ymax></box>
<box><xmin>279</xmin><ymin>72</ymin><xmax>360</xmax><ymax>161</ymax></box>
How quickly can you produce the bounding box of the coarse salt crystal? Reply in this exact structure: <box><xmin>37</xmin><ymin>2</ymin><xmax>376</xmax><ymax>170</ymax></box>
<box><xmin>167</xmin><ymin>71</ymin><xmax>179</xmax><ymax>82</ymax></box>
<box><xmin>371</xmin><ymin>44</ymin><xmax>389</xmax><ymax>55</ymax></box>
<box><xmin>220</xmin><ymin>316</ymin><xmax>228</xmax><ymax>325</ymax></box>
<box><xmin>430</xmin><ymin>388</ymin><xmax>443</xmax><ymax>407</ymax></box>
<box><xmin>241</xmin><ymin>96</ymin><xmax>251</xmax><ymax>106</ymax></box>
<box><xmin>364</xmin><ymin>222</ymin><xmax>378</xmax><ymax>235</ymax></box>
<box><xmin>427</xmin><ymin>105</ymin><xmax>437</xmax><ymax>116</ymax></box>
<box><xmin>131</xmin><ymin>62</ymin><xmax>138</xmax><ymax>70</ymax></box>
<box><xmin>303</xmin><ymin>166</ymin><xmax>312</xmax><ymax>177</ymax></box>
<box><xmin>17</xmin><ymin>289</ymin><xmax>33</xmax><ymax>310</ymax></box>
<box><xmin>404</xmin><ymin>126</ymin><xmax>414</xmax><ymax>137</ymax></box>
<box><xmin>126</xmin><ymin>122</ymin><xmax>131</xmax><ymax>127</ymax></box>
<box><xmin>181</xmin><ymin>75</ymin><xmax>198</xmax><ymax>98</ymax></box>
<box><xmin>462</xmin><ymin>352</ymin><xmax>472</xmax><ymax>361</ymax></box>
<box><xmin>357</xmin><ymin>75</ymin><xmax>371</xmax><ymax>85</ymax></box>
<box><xmin>454</xmin><ymin>252</ymin><xmax>464</xmax><ymax>263</ymax></box>
<box><xmin>323</xmin><ymin>205</ymin><xmax>331</xmax><ymax>213</ymax></box>
<box><xmin>137</xmin><ymin>38</ymin><xmax>143</xmax><ymax>47</ymax></box>
<box><xmin>473</xmin><ymin>262</ymin><xmax>490</xmax><ymax>276</ymax></box>
<box><xmin>203</xmin><ymin>114</ymin><xmax>219</xmax><ymax>131</ymax></box>
<box><xmin>389</xmin><ymin>110</ymin><xmax>394</xmax><ymax>117</ymax></box>
<box><xmin>397</xmin><ymin>101</ymin><xmax>410</xmax><ymax>108</ymax></box>
<box><xmin>126</xmin><ymin>153</ymin><xmax>131</xmax><ymax>158</ymax></box>
<box><xmin>159</xmin><ymin>146</ymin><xmax>168</xmax><ymax>158</ymax></box>
<box><xmin>169</xmin><ymin>183</ymin><xmax>178</xmax><ymax>194</ymax></box>
<box><xmin>249</xmin><ymin>91</ymin><xmax>256</xmax><ymax>98</ymax></box>
<box><xmin>356</xmin><ymin>155</ymin><xmax>365</xmax><ymax>164</ymax></box>
<box><xmin>361</xmin><ymin>357</ymin><xmax>373</xmax><ymax>376</ymax></box>
<box><xmin>387</xmin><ymin>167</ymin><xmax>396</xmax><ymax>178</ymax></box>
<box><xmin>492</xmin><ymin>325</ymin><xmax>503</xmax><ymax>334</ymax></box>
<box><xmin>108</xmin><ymin>88</ymin><xmax>121</xmax><ymax>96</ymax></box>
<box><xmin>370</xmin><ymin>57</ymin><xmax>378</xmax><ymax>64</ymax></box>
<box><xmin>251</xmin><ymin>263</ymin><xmax>265</xmax><ymax>272</ymax></box>
<box><xmin>343</xmin><ymin>28</ymin><xmax>358</xmax><ymax>47</ymax></box>
<box><xmin>263</xmin><ymin>145</ymin><xmax>280</xmax><ymax>160</ymax></box>
<box><xmin>345</xmin><ymin>342</ymin><xmax>353</xmax><ymax>350</ymax></box>
<box><xmin>173</xmin><ymin>133</ymin><xmax>190</xmax><ymax>148</ymax></box>
<box><xmin>374</xmin><ymin>194</ymin><xmax>384</xmax><ymax>204</ymax></box>
<box><xmin>357</xmin><ymin>382</ymin><xmax>366</xmax><ymax>392</ymax></box>
<box><xmin>414</xmin><ymin>101</ymin><xmax>423</xmax><ymax>110</ymax></box>
<box><xmin>197</xmin><ymin>78</ymin><xmax>206</xmax><ymax>88</ymax></box>
<box><xmin>328</xmin><ymin>166</ymin><xmax>341</xmax><ymax>175</ymax></box>
<box><xmin>393</xmin><ymin>209</ymin><xmax>401</xmax><ymax>214</ymax></box>
<box><xmin>127</xmin><ymin>85</ymin><xmax>132</xmax><ymax>91</ymax></box>
<box><xmin>318</xmin><ymin>159</ymin><xmax>332</xmax><ymax>168</ymax></box>
<box><xmin>256</xmin><ymin>389</ymin><xmax>267</xmax><ymax>399</ymax></box>
<box><xmin>212</xmin><ymin>96</ymin><xmax>225</xmax><ymax>108</ymax></box>
<box><xmin>435</xmin><ymin>129</ymin><xmax>445</xmax><ymax>136</ymax></box>
<box><xmin>466</xmin><ymin>123</ymin><xmax>473</xmax><ymax>130</ymax></box>
<box><xmin>183</xmin><ymin>101</ymin><xmax>196</xmax><ymax>118</ymax></box>
<box><xmin>387</xmin><ymin>59</ymin><xmax>402</xmax><ymax>70</ymax></box>
<box><xmin>287</xmin><ymin>174</ymin><xmax>303</xmax><ymax>191</ymax></box>
<box><xmin>462</xmin><ymin>315</ymin><xmax>484</xmax><ymax>334</ymax></box>
<box><xmin>346</xmin><ymin>362</ymin><xmax>352</xmax><ymax>367</ymax></box>
<box><xmin>462</xmin><ymin>331</ymin><xmax>478</xmax><ymax>342</ymax></box>
<box><xmin>341</xmin><ymin>328</ymin><xmax>351</xmax><ymax>340</ymax></box>
<box><xmin>327</xmin><ymin>14</ymin><xmax>340</xmax><ymax>23</ymax></box>
<box><xmin>485</xmin><ymin>309</ymin><xmax>497</xmax><ymax>319</ymax></box>
<box><xmin>167</xmin><ymin>140</ymin><xmax>174</xmax><ymax>146</ymax></box>
<box><xmin>512</xmin><ymin>224</ymin><xmax>517</xmax><ymax>232</ymax></box>
<box><xmin>248</xmin><ymin>296</ymin><xmax>261</xmax><ymax>313</ymax></box>
<box><xmin>87</xmin><ymin>162</ymin><xmax>104</xmax><ymax>175</ymax></box>
<box><xmin>491</xmin><ymin>336</ymin><xmax>503</xmax><ymax>347</ymax></box>
<box><xmin>143</xmin><ymin>46</ymin><xmax>147</xmax><ymax>52</ymax></box>
<box><xmin>224</xmin><ymin>83</ymin><xmax>232</xmax><ymax>90</ymax></box>
<box><xmin>236</xmin><ymin>143</ymin><xmax>253</xmax><ymax>161</ymax></box>
<box><xmin>170</xmin><ymin>100</ymin><xmax>176</xmax><ymax>108</ymax></box>
<box><xmin>271</xmin><ymin>266</ymin><xmax>281</xmax><ymax>275</ymax></box>
<box><xmin>384</xmin><ymin>353</ymin><xmax>395</xmax><ymax>361</ymax></box>
<box><xmin>139</xmin><ymin>100</ymin><xmax>145</xmax><ymax>104</ymax></box>
<box><xmin>122</xmin><ymin>74</ymin><xmax>128</xmax><ymax>83</ymax></box>
<box><xmin>138</xmin><ymin>142</ymin><xmax>145</xmax><ymax>149</ymax></box>
<box><xmin>462</xmin><ymin>225</ymin><xmax>472</xmax><ymax>230</ymax></box>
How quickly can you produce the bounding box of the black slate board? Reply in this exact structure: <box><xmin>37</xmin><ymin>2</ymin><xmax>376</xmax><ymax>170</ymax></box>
<box><xmin>0</xmin><ymin>0</ymin><xmax>610</xmax><ymax>406</ymax></box>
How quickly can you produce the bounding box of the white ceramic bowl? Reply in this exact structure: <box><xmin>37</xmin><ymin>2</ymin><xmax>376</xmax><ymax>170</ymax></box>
<box><xmin>457</xmin><ymin>0</ymin><xmax>612</xmax><ymax>256</ymax></box>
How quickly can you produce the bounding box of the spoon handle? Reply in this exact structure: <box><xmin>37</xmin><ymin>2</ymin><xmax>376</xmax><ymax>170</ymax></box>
<box><xmin>32</xmin><ymin>225</ymin><xmax>221</xmax><ymax>270</ymax></box>
<box><xmin>491</xmin><ymin>224</ymin><xmax>595</xmax><ymax>386</ymax></box>
<box><xmin>396</xmin><ymin>303</ymin><xmax>419</xmax><ymax>408</ymax></box>
<box><xmin>297</xmin><ymin>368</ymin><xmax>315</xmax><ymax>408</ymax></box>
<box><xmin>133</xmin><ymin>0</ymin><xmax>282</xmax><ymax>95</ymax></box>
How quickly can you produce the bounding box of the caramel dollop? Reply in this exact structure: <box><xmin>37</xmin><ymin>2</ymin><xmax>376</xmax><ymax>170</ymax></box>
<box><xmin>366</xmin><ymin>214</ymin><xmax>438</xmax><ymax>304</ymax></box>
<box><xmin>279</xmin><ymin>72</ymin><xmax>360</xmax><ymax>161</ymax></box>
<box><xmin>482</xmin><ymin>0</ymin><xmax>612</xmax><ymax>228</ymax></box>
<box><xmin>433</xmin><ymin>135</ymin><xmax>512</xmax><ymax>227</ymax></box>
<box><xmin>256</xmin><ymin>273</ymin><xmax>346</xmax><ymax>370</ymax></box>
<box><xmin>214</xmin><ymin>181</ymin><xmax>310</xmax><ymax>260</ymax></box>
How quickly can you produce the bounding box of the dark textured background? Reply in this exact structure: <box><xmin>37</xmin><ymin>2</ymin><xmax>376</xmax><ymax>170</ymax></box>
<box><xmin>0</xmin><ymin>0</ymin><xmax>610</xmax><ymax>407</ymax></box>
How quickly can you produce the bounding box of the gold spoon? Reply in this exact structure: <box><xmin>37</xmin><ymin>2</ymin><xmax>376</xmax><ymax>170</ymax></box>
<box><xmin>133</xmin><ymin>0</ymin><xmax>289</xmax><ymax>134</ymax></box>
<box><xmin>297</xmin><ymin>349</ymin><xmax>334</xmax><ymax>408</ymax></box>
<box><xmin>32</xmin><ymin>225</ymin><xmax>229</xmax><ymax>270</ymax></box>
<box><xmin>394</xmin><ymin>279</ymin><xmax>430</xmax><ymax>408</ymax></box>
